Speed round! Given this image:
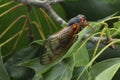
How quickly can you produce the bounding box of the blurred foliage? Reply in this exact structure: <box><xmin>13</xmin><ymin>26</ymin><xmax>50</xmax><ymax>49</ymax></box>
<box><xmin>0</xmin><ymin>0</ymin><xmax>120</xmax><ymax>80</ymax></box>
<box><xmin>63</xmin><ymin>0</ymin><xmax>120</xmax><ymax>20</ymax></box>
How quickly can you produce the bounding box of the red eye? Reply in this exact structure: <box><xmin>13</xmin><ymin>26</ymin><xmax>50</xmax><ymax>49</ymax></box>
<box><xmin>79</xmin><ymin>17</ymin><xmax>83</xmax><ymax>22</ymax></box>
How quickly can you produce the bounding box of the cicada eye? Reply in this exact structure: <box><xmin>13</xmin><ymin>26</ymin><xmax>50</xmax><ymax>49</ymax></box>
<box><xmin>79</xmin><ymin>17</ymin><xmax>84</xmax><ymax>22</ymax></box>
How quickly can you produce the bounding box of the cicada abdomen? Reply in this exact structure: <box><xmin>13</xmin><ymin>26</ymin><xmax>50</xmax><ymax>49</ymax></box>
<box><xmin>40</xmin><ymin>14</ymin><xmax>88</xmax><ymax>64</ymax></box>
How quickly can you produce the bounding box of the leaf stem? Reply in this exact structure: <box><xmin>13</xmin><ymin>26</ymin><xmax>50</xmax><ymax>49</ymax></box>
<box><xmin>3</xmin><ymin>17</ymin><xmax>29</xmax><ymax>62</ymax></box>
<box><xmin>32</xmin><ymin>7</ymin><xmax>46</xmax><ymax>40</ymax></box>
<box><xmin>0</xmin><ymin>3</ymin><xmax>23</xmax><ymax>17</ymax></box>
<box><xmin>92</xmin><ymin>28</ymin><xmax>105</xmax><ymax>60</ymax></box>
<box><xmin>0</xmin><ymin>15</ymin><xmax>26</xmax><ymax>38</ymax></box>
<box><xmin>0</xmin><ymin>0</ymin><xmax>14</xmax><ymax>8</ymax></box>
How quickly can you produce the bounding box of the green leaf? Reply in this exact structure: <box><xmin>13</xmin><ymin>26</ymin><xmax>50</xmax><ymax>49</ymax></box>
<box><xmin>19</xmin><ymin>56</ymin><xmax>75</xmax><ymax>80</ymax></box>
<box><xmin>43</xmin><ymin>57</ymin><xmax>74</xmax><ymax>80</ymax></box>
<box><xmin>112</xmin><ymin>21</ymin><xmax>120</xmax><ymax>37</ymax></box>
<box><xmin>0</xmin><ymin>47</ymin><xmax>10</xmax><ymax>80</ymax></box>
<box><xmin>18</xmin><ymin>58</ymin><xmax>43</xmax><ymax>80</ymax></box>
<box><xmin>95</xmin><ymin>63</ymin><xmax>120</xmax><ymax>80</ymax></box>
<box><xmin>72</xmin><ymin>67</ymin><xmax>91</xmax><ymax>80</ymax></box>
<box><xmin>19</xmin><ymin>58</ymin><xmax>56</xmax><ymax>80</ymax></box>
<box><xmin>5</xmin><ymin>45</ymin><xmax>42</xmax><ymax>80</ymax></box>
<box><xmin>19</xmin><ymin>58</ymin><xmax>42</xmax><ymax>74</ymax></box>
<box><xmin>114</xmin><ymin>21</ymin><xmax>120</xmax><ymax>29</ymax></box>
<box><xmin>90</xmin><ymin>58</ymin><xmax>120</xmax><ymax>80</ymax></box>
<box><xmin>74</xmin><ymin>45</ymin><xmax>89</xmax><ymax>67</ymax></box>
<box><xmin>31</xmin><ymin>40</ymin><xmax>45</xmax><ymax>45</ymax></box>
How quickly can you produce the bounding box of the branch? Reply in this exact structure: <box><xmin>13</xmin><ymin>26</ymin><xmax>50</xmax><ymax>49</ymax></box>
<box><xmin>49</xmin><ymin>0</ymin><xmax>64</xmax><ymax>4</ymax></box>
<box><xmin>15</xmin><ymin>0</ymin><xmax>66</xmax><ymax>25</ymax></box>
<box><xmin>15</xmin><ymin>0</ymin><xmax>48</xmax><ymax>7</ymax></box>
<box><xmin>84</xmin><ymin>34</ymin><xmax>117</xmax><ymax>49</ymax></box>
<box><xmin>84</xmin><ymin>34</ymin><xmax>106</xmax><ymax>43</ymax></box>
<box><xmin>45</xmin><ymin>4</ymin><xmax>67</xmax><ymax>25</ymax></box>
<box><xmin>15</xmin><ymin>0</ymin><xmax>64</xmax><ymax>6</ymax></box>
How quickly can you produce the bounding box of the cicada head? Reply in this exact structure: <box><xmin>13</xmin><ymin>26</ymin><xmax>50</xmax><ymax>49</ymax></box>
<box><xmin>68</xmin><ymin>14</ymin><xmax>88</xmax><ymax>31</ymax></box>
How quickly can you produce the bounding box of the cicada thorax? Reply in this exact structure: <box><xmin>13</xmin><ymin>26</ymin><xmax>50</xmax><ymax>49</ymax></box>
<box><xmin>40</xmin><ymin>24</ymin><xmax>80</xmax><ymax>64</ymax></box>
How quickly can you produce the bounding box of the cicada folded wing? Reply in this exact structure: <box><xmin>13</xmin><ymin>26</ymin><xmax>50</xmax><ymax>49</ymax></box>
<box><xmin>40</xmin><ymin>34</ymin><xmax>62</xmax><ymax>64</ymax></box>
<box><xmin>40</xmin><ymin>27</ymin><xmax>77</xmax><ymax>64</ymax></box>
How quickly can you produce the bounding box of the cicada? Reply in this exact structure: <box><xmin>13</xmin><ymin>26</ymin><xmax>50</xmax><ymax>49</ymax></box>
<box><xmin>40</xmin><ymin>14</ymin><xmax>88</xmax><ymax>64</ymax></box>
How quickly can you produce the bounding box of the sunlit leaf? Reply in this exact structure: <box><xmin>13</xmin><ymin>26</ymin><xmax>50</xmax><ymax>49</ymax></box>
<box><xmin>90</xmin><ymin>58</ymin><xmax>120</xmax><ymax>80</ymax></box>
<box><xmin>95</xmin><ymin>63</ymin><xmax>120</xmax><ymax>80</ymax></box>
<box><xmin>74</xmin><ymin>45</ymin><xmax>89</xmax><ymax>67</ymax></box>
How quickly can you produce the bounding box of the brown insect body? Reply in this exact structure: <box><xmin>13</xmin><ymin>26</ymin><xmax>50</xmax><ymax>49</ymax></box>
<box><xmin>40</xmin><ymin>14</ymin><xmax>88</xmax><ymax>64</ymax></box>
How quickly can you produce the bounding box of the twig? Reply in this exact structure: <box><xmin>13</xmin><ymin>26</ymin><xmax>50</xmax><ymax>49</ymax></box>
<box><xmin>84</xmin><ymin>34</ymin><xmax>118</xmax><ymax>49</ymax></box>
<box><xmin>45</xmin><ymin>4</ymin><xmax>67</xmax><ymax>25</ymax></box>
<box><xmin>84</xmin><ymin>34</ymin><xmax>106</xmax><ymax>43</ymax></box>
<box><xmin>15</xmin><ymin>0</ymin><xmax>66</xmax><ymax>25</ymax></box>
<box><xmin>15</xmin><ymin>0</ymin><xmax>63</xmax><ymax>6</ymax></box>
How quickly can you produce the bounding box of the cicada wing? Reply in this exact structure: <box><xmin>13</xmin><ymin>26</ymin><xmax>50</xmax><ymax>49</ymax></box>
<box><xmin>40</xmin><ymin>34</ymin><xmax>65</xmax><ymax>64</ymax></box>
<box><xmin>40</xmin><ymin>27</ymin><xmax>76</xmax><ymax>65</ymax></box>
